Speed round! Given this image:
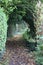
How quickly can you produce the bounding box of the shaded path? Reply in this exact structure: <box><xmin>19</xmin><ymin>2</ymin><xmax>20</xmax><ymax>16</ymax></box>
<box><xmin>0</xmin><ymin>40</ymin><xmax>35</xmax><ymax>65</ymax></box>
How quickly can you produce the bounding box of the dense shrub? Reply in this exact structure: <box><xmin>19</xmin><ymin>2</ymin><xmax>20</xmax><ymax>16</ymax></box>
<box><xmin>34</xmin><ymin>40</ymin><xmax>43</xmax><ymax>65</ymax></box>
<box><xmin>0</xmin><ymin>0</ymin><xmax>39</xmax><ymax>52</ymax></box>
<box><xmin>0</xmin><ymin>1</ymin><xmax>43</xmax><ymax>64</ymax></box>
<box><xmin>0</xmin><ymin>8</ymin><xmax>7</xmax><ymax>57</ymax></box>
<box><xmin>34</xmin><ymin>2</ymin><xmax>43</xmax><ymax>65</ymax></box>
<box><xmin>0</xmin><ymin>0</ymin><xmax>41</xmax><ymax>47</ymax></box>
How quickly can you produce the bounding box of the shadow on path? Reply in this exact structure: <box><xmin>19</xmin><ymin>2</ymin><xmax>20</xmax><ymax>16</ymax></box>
<box><xmin>0</xmin><ymin>40</ymin><xmax>36</xmax><ymax>65</ymax></box>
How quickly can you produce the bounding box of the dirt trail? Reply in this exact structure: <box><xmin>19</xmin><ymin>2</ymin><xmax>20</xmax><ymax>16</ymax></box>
<box><xmin>0</xmin><ymin>40</ymin><xmax>35</xmax><ymax>65</ymax></box>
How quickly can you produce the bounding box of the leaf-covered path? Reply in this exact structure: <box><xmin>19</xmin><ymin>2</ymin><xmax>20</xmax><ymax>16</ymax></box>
<box><xmin>0</xmin><ymin>40</ymin><xmax>35</xmax><ymax>65</ymax></box>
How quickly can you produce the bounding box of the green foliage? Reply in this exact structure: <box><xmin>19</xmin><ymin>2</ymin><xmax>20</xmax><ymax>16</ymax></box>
<box><xmin>0</xmin><ymin>8</ymin><xmax>7</xmax><ymax>54</ymax></box>
<box><xmin>23</xmin><ymin>31</ymin><xmax>36</xmax><ymax>43</ymax></box>
<box><xmin>0</xmin><ymin>0</ymin><xmax>38</xmax><ymax>45</ymax></box>
<box><xmin>0</xmin><ymin>0</ymin><xmax>38</xmax><ymax>17</ymax></box>
<box><xmin>0</xmin><ymin>0</ymin><xmax>39</xmax><ymax>48</ymax></box>
<box><xmin>23</xmin><ymin>0</ymin><xmax>38</xmax><ymax>38</ymax></box>
<box><xmin>0</xmin><ymin>0</ymin><xmax>26</xmax><ymax>15</ymax></box>
<box><xmin>0</xmin><ymin>0</ymin><xmax>39</xmax><ymax>44</ymax></box>
<box><xmin>33</xmin><ymin>2</ymin><xmax>43</xmax><ymax>65</ymax></box>
<box><xmin>0</xmin><ymin>1</ymin><xmax>42</xmax><ymax>63</ymax></box>
<box><xmin>6</xmin><ymin>0</ymin><xmax>38</xmax><ymax>42</ymax></box>
<box><xmin>34</xmin><ymin>39</ymin><xmax>43</xmax><ymax>65</ymax></box>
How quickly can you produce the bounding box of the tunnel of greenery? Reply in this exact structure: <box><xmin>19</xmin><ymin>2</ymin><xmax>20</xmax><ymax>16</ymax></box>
<box><xmin>0</xmin><ymin>0</ymin><xmax>43</xmax><ymax>65</ymax></box>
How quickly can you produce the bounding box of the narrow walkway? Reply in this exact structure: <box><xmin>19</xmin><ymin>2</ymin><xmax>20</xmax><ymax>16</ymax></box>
<box><xmin>0</xmin><ymin>40</ymin><xmax>35</xmax><ymax>65</ymax></box>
